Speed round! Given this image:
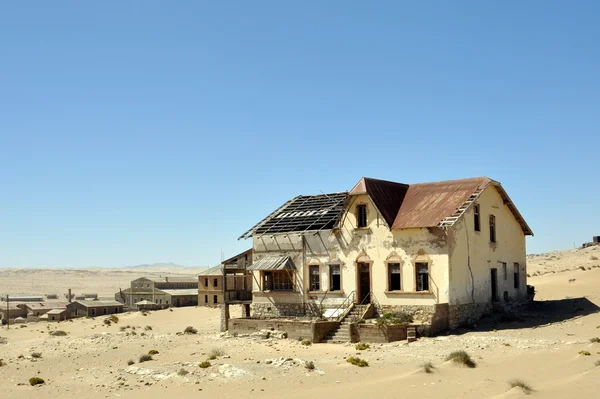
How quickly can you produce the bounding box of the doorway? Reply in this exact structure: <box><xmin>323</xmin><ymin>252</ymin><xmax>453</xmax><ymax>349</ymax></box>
<box><xmin>490</xmin><ymin>268</ymin><xmax>499</xmax><ymax>301</ymax></box>
<box><xmin>357</xmin><ymin>262</ymin><xmax>371</xmax><ymax>304</ymax></box>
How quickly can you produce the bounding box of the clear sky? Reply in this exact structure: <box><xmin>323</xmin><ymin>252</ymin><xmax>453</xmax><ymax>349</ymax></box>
<box><xmin>1</xmin><ymin>1</ymin><xmax>598</xmax><ymax>268</ymax></box>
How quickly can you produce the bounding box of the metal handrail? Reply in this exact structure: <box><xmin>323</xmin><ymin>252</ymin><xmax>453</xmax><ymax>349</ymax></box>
<box><xmin>332</xmin><ymin>290</ymin><xmax>355</xmax><ymax>321</ymax></box>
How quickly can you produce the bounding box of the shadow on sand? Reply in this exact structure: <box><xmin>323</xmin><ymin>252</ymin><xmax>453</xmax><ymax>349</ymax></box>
<box><xmin>450</xmin><ymin>297</ymin><xmax>600</xmax><ymax>335</ymax></box>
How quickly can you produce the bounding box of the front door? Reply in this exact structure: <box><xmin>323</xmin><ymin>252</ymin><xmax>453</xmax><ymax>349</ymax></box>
<box><xmin>490</xmin><ymin>268</ymin><xmax>499</xmax><ymax>301</ymax></box>
<box><xmin>358</xmin><ymin>262</ymin><xmax>371</xmax><ymax>304</ymax></box>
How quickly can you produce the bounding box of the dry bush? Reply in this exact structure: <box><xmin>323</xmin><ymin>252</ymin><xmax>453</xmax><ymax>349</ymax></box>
<box><xmin>31</xmin><ymin>352</ymin><xmax>42</xmax><ymax>359</ymax></box>
<box><xmin>0</xmin><ymin>359</ymin><xmax>6</xmax><ymax>367</ymax></box>
<box><xmin>127</xmin><ymin>359</ymin><xmax>134</xmax><ymax>365</ymax></box>
<box><xmin>49</xmin><ymin>330</ymin><xmax>67</xmax><ymax>337</ymax></box>
<box><xmin>422</xmin><ymin>361</ymin><xmax>435</xmax><ymax>374</ymax></box>
<box><xmin>589</xmin><ymin>337</ymin><xmax>600</xmax><ymax>343</ymax></box>
<box><xmin>184</xmin><ymin>326</ymin><xmax>197</xmax><ymax>334</ymax></box>
<box><xmin>29</xmin><ymin>377</ymin><xmax>45</xmax><ymax>386</ymax></box>
<box><xmin>301</xmin><ymin>339</ymin><xmax>312</xmax><ymax>346</ymax></box>
<box><xmin>355</xmin><ymin>343</ymin><xmax>370</xmax><ymax>351</ymax></box>
<box><xmin>446</xmin><ymin>350</ymin><xmax>476</xmax><ymax>368</ymax></box>
<box><xmin>148</xmin><ymin>350</ymin><xmax>159</xmax><ymax>355</ymax></box>
<box><xmin>346</xmin><ymin>356</ymin><xmax>369</xmax><ymax>367</ymax></box>
<box><xmin>109</xmin><ymin>315</ymin><xmax>119</xmax><ymax>323</ymax></box>
<box><xmin>178</xmin><ymin>368</ymin><xmax>189</xmax><ymax>376</ymax></box>
<box><xmin>199</xmin><ymin>361</ymin><xmax>211</xmax><ymax>368</ymax></box>
<box><xmin>578</xmin><ymin>350</ymin><xmax>591</xmax><ymax>356</ymax></box>
<box><xmin>144</xmin><ymin>325</ymin><xmax>152</xmax><ymax>331</ymax></box>
<box><xmin>139</xmin><ymin>354</ymin><xmax>153</xmax><ymax>363</ymax></box>
<box><xmin>595</xmin><ymin>360</ymin><xmax>600</xmax><ymax>367</ymax></box>
<box><xmin>509</xmin><ymin>379</ymin><xmax>534</xmax><ymax>395</ymax></box>
<box><xmin>305</xmin><ymin>360</ymin><xmax>315</xmax><ymax>370</ymax></box>
<box><xmin>209</xmin><ymin>348</ymin><xmax>225</xmax><ymax>358</ymax></box>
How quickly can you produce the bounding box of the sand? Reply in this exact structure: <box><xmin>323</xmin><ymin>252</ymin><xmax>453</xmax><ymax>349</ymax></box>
<box><xmin>1</xmin><ymin>246</ymin><xmax>599</xmax><ymax>398</ymax></box>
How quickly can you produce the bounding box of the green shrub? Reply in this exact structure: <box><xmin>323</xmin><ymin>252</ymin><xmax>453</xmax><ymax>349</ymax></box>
<box><xmin>148</xmin><ymin>350</ymin><xmax>159</xmax><ymax>355</ymax></box>
<box><xmin>578</xmin><ymin>350</ymin><xmax>591</xmax><ymax>356</ymax></box>
<box><xmin>29</xmin><ymin>377</ymin><xmax>45</xmax><ymax>386</ymax></box>
<box><xmin>209</xmin><ymin>355</ymin><xmax>217</xmax><ymax>360</ymax></box>
<box><xmin>109</xmin><ymin>315</ymin><xmax>119</xmax><ymax>323</ymax></box>
<box><xmin>422</xmin><ymin>361</ymin><xmax>435</xmax><ymax>374</ymax></box>
<box><xmin>301</xmin><ymin>339</ymin><xmax>312</xmax><ymax>346</ymax></box>
<box><xmin>305</xmin><ymin>361</ymin><xmax>315</xmax><ymax>370</ymax></box>
<box><xmin>445</xmin><ymin>351</ymin><xmax>476</xmax><ymax>368</ymax></box>
<box><xmin>49</xmin><ymin>330</ymin><xmax>67</xmax><ymax>337</ymax></box>
<box><xmin>139</xmin><ymin>354</ymin><xmax>153</xmax><ymax>363</ymax></box>
<box><xmin>355</xmin><ymin>343</ymin><xmax>370</xmax><ymax>351</ymax></box>
<box><xmin>178</xmin><ymin>368</ymin><xmax>189</xmax><ymax>376</ymax></box>
<box><xmin>346</xmin><ymin>356</ymin><xmax>369</xmax><ymax>367</ymax></box>
<box><xmin>375</xmin><ymin>312</ymin><xmax>413</xmax><ymax>326</ymax></box>
<box><xmin>590</xmin><ymin>337</ymin><xmax>600</xmax><ymax>343</ymax></box>
<box><xmin>127</xmin><ymin>359</ymin><xmax>134</xmax><ymax>365</ymax></box>
<box><xmin>199</xmin><ymin>361</ymin><xmax>211</xmax><ymax>368</ymax></box>
<box><xmin>184</xmin><ymin>326</ymin><xmax>197</xmax><ymax>334</ymax></box>
<box><xmin>509</xmin><ymin>379</ymin><xmax>534</xmax><ymax>395</ymax></box>
<box><xmin>31</xmin><ymin>352</ymin><xmax>42</xmax><ymax>359</ymax></box>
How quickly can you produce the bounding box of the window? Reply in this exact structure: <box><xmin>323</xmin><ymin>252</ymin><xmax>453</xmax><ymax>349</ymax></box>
<box><xmin>213</xmin><ymin>295</ymin><xmax>218</xmax><ymax>304</ymax></box>
<box><xmin>204</xmin><ymin>295</ymin><xmax>208</xmax><ymax>303</ymax></box>
<box><xmin>489</xmin><ymin>215</ymin><xmax>496</xmax><ymax>243</ymax></box>
<box><xmin>513</xmin><ymin>263</ymin><xmax>520</xmax><ymax>289</ymax></box>
<box><xmin>262</xmin><ymin>271</ymin><xmax>294</xmax><ymax>291</ymax></box>
<box><xmin>416</xmin><ymin>262</ymin><xmax>429</xmax><ymax>291</ymax></box>
<box><xmin>502</xmin><ymin>262</ymin><xmax>507</xmax><ymax>281</ymax></box>
<box><xmin>213</xmin><ymin>278</ymin><xmax>218</xmax><ymax>288</ymax></box>
<box><xmin>474</xmin><ymin>204</ymin><xmax>480</xmax><ymax>231</ymax></box>
<box><xmin>329</xmin><ymin>264</ymin><xmax>341</xmax><ymax>291</ymax></box>
<box><xmin>115</xmin><ymin>308</ymin><xmax>118</xmax><ymax>313</ymax></box>
<box><xmin>309</xmin><ymin>265</ymin><xmax>320</xmax><ymax>291</ymax></box>
<box><xmin>356</xmin><ymin>204</ymin><xmax>367</xmax><ymax>228</ymax></box>
<box><xmin>103</xmin><ymin>308</ymin><xmax>107</xmax><ymax>315</ymax></box>
<box><xmin>388</xmin><ymin>263</ymin><xmax>401</xmax><ymax>291</ymax></box>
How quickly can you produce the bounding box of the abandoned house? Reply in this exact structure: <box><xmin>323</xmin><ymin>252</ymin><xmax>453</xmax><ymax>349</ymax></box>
<box><xmin>67</xmin><ymin>300</ymin><xmax>124</xmax><ymax>318</ymax></box>
<box><xmin>198</xmin><ymin>249</ymin><xmax>253</xmax><ymax>306</ymax></box>
<box><xmin>238</xmin><ymin>176</ymin><xmax>533</xmax><ymax>334</ymax></box>
<box><xmin>115</xmin><ymin>276</ymin><xmax>198</xmax><ymax>308</ymax></box>
<box><xmin>17</xmin><ymin>302</ymin><xmax>69</xmax><ymax>318</ymax></box>
<box><xmin>47</xmin><ymin>308</ymin><xmax>70</xmax><ymax>322</ymax></box>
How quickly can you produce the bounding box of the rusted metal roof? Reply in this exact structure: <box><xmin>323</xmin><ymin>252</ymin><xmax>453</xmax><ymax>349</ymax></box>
<box><xmin>392</xmin><ymin>177</ymin><xmax>490</xmax><ymax>229</ymax></box>
<box><xmin>350</xmin><ymin>178</ymin><xmax>409</xmax><ymax>227</ymax></box>
<box><xmin>247</xmin><ymin>256</ymin><xmax>296</xmax><ymax>271</ymax></box>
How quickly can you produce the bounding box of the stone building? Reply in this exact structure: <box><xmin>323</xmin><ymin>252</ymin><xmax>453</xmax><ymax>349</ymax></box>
<box><xmin>239</xmin><ymin>176</ymin><xmax>533</xmax><ymax>333</ymax></box>
<box><xmin>198</xmin><ymin>249</ymin><xmax>253</xmax><ymax>306</ymax></box>
<box><xmin>67</xmin><ymin>300</ymin><xmax>124</xmax><ymax>317</ymax></box>
<box><xmin>115</xmin><ymin>276</ymin><xmax>198</xmax><ymax>308</ymax></box>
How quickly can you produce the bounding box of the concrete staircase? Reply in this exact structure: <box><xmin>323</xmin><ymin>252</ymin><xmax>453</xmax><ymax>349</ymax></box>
<box><xmin>322</xmin><ymin>305</ymin><xmax>367</xmax><ymax>343</ymax></box>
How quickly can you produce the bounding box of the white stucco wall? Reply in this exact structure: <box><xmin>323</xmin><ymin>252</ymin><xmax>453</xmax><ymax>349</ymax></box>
<box><xmin>448</xmin><ymin>185</ymin><xmax>527</xmax><ymax>305</ymax></box>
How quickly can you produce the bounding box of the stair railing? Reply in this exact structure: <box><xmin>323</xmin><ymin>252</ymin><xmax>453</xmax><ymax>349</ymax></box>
<box><xmin>331</xmin><ymin>291</ymin><xmax>355</xmax><ymax>321</ymax></box>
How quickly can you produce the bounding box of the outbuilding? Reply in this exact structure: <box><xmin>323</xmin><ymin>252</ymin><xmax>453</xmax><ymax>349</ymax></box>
<box><xmin>66</xmin><ymin>300</ymin><xmax>124</xmax><ymax>318</ymax></box>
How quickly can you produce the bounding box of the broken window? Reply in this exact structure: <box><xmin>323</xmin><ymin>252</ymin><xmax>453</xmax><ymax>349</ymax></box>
<box><xmin>513</xmin><ymin>263</ymin><xmax>520</xmax><ymax>289</ymax></box>
<box><xmin>204</xmin><ymin>278</ymin><xmax>208</xmax><ymax>287</ymax></box>
<box><xmin>474</xmin><ymin>204</ymin><xmax>481</xmax><ymax>231</ymax></box>
<box><xmin>489</xmin><ymin>215</ymin><xmax>496</xmax><ymax>243</ymax></box>
<box><xmin>388</xmin><ymin>263</ymin><xmax>401</xmax><ymax>291</ymax></box>
<box><xmin>309</xmin><ymin>265</ymin><xmax>320</xmax><ymax>291</ymax></box>
<box><xmin>416</xmin><ymin>262</ymin><xmax>429</xmax><ymax>291</ymax></box>
<box><xmin>262</xmin><ymin>271</ymin><xmax>293</xmax><ymax>291</ymax></box>
<box><xmin>329</xmin><ymin>264</ymin><xmax>341</xmax><ymax>291</ymax></box>
<box><xmin>204</xmin><ymin>295</ymin><xmax>208</xmax><ymax>304</ymax></box>
<box><xmin>502</xmin><ymin>262</ymin><xmax>507</xmax><ymax>281</ymax></box>
<box><xmin>356</xmin><ymin>204</ymin><xmax>367</xmax><ymax>228</ymax></box>
<box><xmin>213</xmin><ymin>278</ymin><xmax>218</xmax><ymax>288</ymax></box>
<box><xmin>213</xmin><ymin>295</ymin><xmax>218</xmax><ymax>304</ymax></box>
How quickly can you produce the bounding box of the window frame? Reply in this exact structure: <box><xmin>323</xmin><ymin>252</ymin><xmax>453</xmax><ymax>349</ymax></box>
<box><xmin>513</xmin><ymin>263</ymin><xmax>520</xmax><ymax>290</ymax></box>
<box><xmin>415</xmin><ymin>262</ymin><xmax>430</xmax><ymax>292</ymax></box>
<box><xmin>387</xmin><ymin>262</ymin><xmax>402</xmax><ymax>291</ymax></box>
<box><xmin>329</xmin><ymin>264</ymin><xmax>342</xmax><ymax>292</ymax></box>
<box><xmin>261</xmin><ymin>270</ymin><xmax>294</xmax><ymax>292</ymax></box>
<box><xmin>489</xmin><ymin>214</ymin><xmax>496</xmax><ymax>243</ymax></box>
<box><xmin>356</xmin><ymin>204</ymin><xmax>368</xmax><ymax>228</ymax></box>
<box><xmin>308</xmin><ymin>264</ymin><xmax>320</xmax><ymax>292</ymax></box>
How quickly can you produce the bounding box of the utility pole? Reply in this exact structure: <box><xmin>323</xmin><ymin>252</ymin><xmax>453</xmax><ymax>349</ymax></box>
<box><xmin>6</xmin><ymin>294</ymin><xmax>9</xmax><ymax>330</ymax></box>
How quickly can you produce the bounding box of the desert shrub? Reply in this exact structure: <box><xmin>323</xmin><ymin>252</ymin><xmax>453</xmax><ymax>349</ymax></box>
<box><xmin>119</xmin><ymin>326</ymin><xmax>126</xmax><ymax>331</ymax></box>
<box><xmin>103</xmin><ymin>319</ymin><xmax>112</xmax><ymax>326</ymax></box>
<box><xmin>446</xmin><ymin>350</ymin><xmax>476</xmax><ymax>368</ymax></box>
<box><xmin>595</xmin><ymin>360</ymin><xmax>600</xmax><ymax>367</ymax></box>
<box><xmin>139</xmin><ymin>354</ymin><xmax>153</xmax><ymax>363</ymax></box>
<box><xmin>127</xmin><ymin>359</ymin><xmax>134</xmax><ymax>365</ymax></box>
<box><xmin>591</xmin><ymin>256</ymin><xmax>598</xmax><ymax>261</ymax></box>
<box><xmin>31</xmin><ymin>352</ymin><xmax>42</xmax><ymax>359</ymax></box>
<box><xmin>178</xmin><ymin>368</ymin><xmax>189</xmax><ymax>376</ymax></box>
<box><xmin>148</xmin><ymin>350</ymin><xmax>159</xmax><ymax>355</ymax></box>
<box><xmin>49</xmin><ymin>330</ymin><xmax>67</xmax><ymax>337</ymax></box>
<box><xmin>346</xmin><ymin>356</ymin><xmax>369</xmax><ymax>367</ymax></box>
<box><xmin>29</xmin><ymin>377</ymin><xmax>45</xmax><ymax>386</ymax></box>
<box><xmin>509</xmin><ymin>379</ymin><xmax>534</xmax><ymax>395</ymax></box>
<box><xmin>578</xmin><ymin>350</ymin><xmax>591</xmax><ymax>356</ymax></box>
<box><xmin>305</xmin><ymin>360</ymin><xmax>315</xmax><ymax>370</ymax></box>
<box><xmin>184</xmin><ymin>326</ymin><xmax>197</xmax><ymax>334</ymax></box>
<box><xmin>0</xmin><ymin>359</ymin><xmax>6</xmax><ymax>367</ymax></box>
<box><xmin>199</xmin><ymin>361</ymin><xmax>211</xmax><ymax>368</ymax></box>
<box><xmin>579</xmin><ymin>266</ymin><xmax>586</xmax><ymax>271</ymax></box>
<box><xmin>109</xmin><ymin>315</ymin><xmax>119</xmax><ymax>323</ymax></box>
<box><xmin>145</xmin><ymin>326</ymin><xmax>152</xmax><ymax>331</ymax></box>
<box><xmin>375</xmin><ymin>312</ymin><xmax>413</xmax><ymax>326</ymax></box>
<box><xmin>209</xmin><ymin>348</ymin><xmax>225</xmax><ymax>357</ymax></box>
<box><xmin>301</xmin><ymin>339</ymin><xmax>312</xmax><ymax>346</ymax></box>
<box><xmin>131</xmin><ymin>331</ymin><xmax>137</xmax><ymax>336</ymax></box>
<box><xmin>355</xmin><ymin>343</ymin><xmax>370</xmax><ymax>351</ymax></box>
<box><xmin>589</xmin><ymin>337</ymin><xmax>600</xmax><ymax>343</ymax></box>
<box><xmin>209</xmin><ymin>355</ymin><xmax>217</xmax><ymax>360</ymax></box>
<box><xmin>422</xmin><ymin>361</ymin><xmax>435</xmax><ymax>374</ymax></box>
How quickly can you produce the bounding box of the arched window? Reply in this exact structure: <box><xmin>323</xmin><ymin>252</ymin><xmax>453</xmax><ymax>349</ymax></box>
<box><xmin>489</xmin><ymin>215</ymin><xmax>496</xmax><ymax>243</ymax></box>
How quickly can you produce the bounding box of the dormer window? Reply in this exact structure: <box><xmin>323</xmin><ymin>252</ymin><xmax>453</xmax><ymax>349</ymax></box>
<box><xmin>356</xmin><ymin>204</ymin><xmax>367</xmax><ymax>228</ymax></box>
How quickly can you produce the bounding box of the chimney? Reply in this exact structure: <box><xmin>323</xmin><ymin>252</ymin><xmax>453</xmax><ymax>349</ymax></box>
<box><xmin>68</xmin><ymin>289</ymin><xmax>72</xmax><ymax>303</ymax></box>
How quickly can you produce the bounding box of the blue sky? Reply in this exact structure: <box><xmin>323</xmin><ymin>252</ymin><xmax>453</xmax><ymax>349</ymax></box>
<box><xmin>1</xmin><ymin>2</ymin><xmax>598</xmax><ymax>268</ymax></box>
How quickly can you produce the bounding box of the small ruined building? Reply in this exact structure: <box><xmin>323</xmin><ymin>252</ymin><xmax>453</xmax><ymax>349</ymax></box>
<box><xmin>67</xmin><ymin>300</ymin><xmax>124</xmax><ymax>317</ymax></box>
<box><xmin>0</xmin><ymin>305</ymin><xmax>27</xmax><ymax>325</ymax></box>
<box><xmin>238</xmin><ymin>176</ymin><xmax>533</xmax><ymax>336</ymax></box>
<box><xmin>17</xmin><ymin>302</ymin><xmax>69</xmax><ymax>318</ymax></box>
<box><xmin>115</xmin><ymin>276</ymin><xmax>198</xmax><ymax>308</ymax></box>
<box><xmin>47</xmin><ymin>308</ymin><xmax>70</xmax><ymax>322</ymax></box>
<box><xmin>198</xmin><ymin>249</ymin><xmax>253</xmax><ymax>306</ymax></box>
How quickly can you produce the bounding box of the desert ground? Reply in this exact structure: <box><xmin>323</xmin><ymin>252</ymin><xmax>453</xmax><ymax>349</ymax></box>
<box><xmin>1</xmin><ymin>245</ymin><xmax>599</xmax><ymax>398</ymax></box>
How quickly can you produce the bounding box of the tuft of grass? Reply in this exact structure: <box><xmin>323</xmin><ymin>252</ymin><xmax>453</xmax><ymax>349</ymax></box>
<box><xmin>127</xmin><ymin>359</ymin><xmax>134</xmax><ymax>365</ymax></box>
<box><xmin>346</xmin><ymin>356</ymin><xmax>369</xmax><ymax>367</ymax></box>
<box><xmin>355</xmin><ymin>343</ymin><xmax>370</xmax><ymax>351</ymax></box>
<box><xmin>139</xmin><ymin>354</ymin><xmax>153</xmax><ymax>363</ymax></box>
<box><xmin>305</xmin><ymin>360</ymin><xmax>315</xmax><ymax>370</ymax></box>
<box><xmin>578</xmin><ymin>350</ymin><xmax>591</xmax><ymax>356</ymax></box>
<box><xmin>301</xmin><ymin>339</ymin><xmax>312</xmax><ymax>346</ymax></box>
<box><xmin>29</xmin><ymin>377</ymin><xmax>45</xmax><ymax>386</ymax></box>
<box><xmin>148</xmin><ymin>350</ymin><xmax>159</xmax><ymax>355</ymax></box>
<box><xmin>422</xmin><ymin>361</ymin><xmax>435</xmax><ymax>374</ymax></box>
<box><xmin>177</xmin><ymin>368</ymin><xmax>189</xmax><ymax>376</ymax></box>
<box><xmin>199</xmin><ymin>361</ymin><xmax>211</xmax><ymax>368</ymax></box>
<box><xmin>209</xmin><ymin>348</ymin><xmax>225</xmax><ymax>357</ymax></box>
<box><xmin>31</xmin><ymin>352</ymin><xmax>42</xmax><ymax>359</ymax></box>
<box><xmin>109</xmin><ymin>315</ymin><xmax>119</xmax><ymax>323</ymax></box>
<box><xmin>445</xmin><ymin>350</ymin><xmax>476</xmax><ymax>368</ymax></box>
<box><xmin>509</xmin><ymin>379</ymin><xmax>534</xmax><ymax>395</ymax></box>
<box><xmin>589</xmin><ymin>337</ymin><xmax>600</xmax><ymax>343</ymax></box>
<box><xmin>49</xmin><ymin>330</ymin><xmax>67</xmax><ymax>337</ymax></box>
<box><xmin>184</xmin><ymin>326</ymin><xmax>197</xmax><ymax>334</ymax></box>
